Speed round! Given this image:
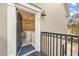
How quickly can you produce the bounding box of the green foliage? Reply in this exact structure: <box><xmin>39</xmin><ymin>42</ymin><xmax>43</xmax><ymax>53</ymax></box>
<box><xmin>67</xmin><ymin>23</ymin><xmax>79</xmax><ymax>35</ymax></box>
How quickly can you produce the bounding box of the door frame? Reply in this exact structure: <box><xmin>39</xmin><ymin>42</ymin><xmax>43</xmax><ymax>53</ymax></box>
<box><xmin>7</xmin><ymin>3</ymin><xmax>42</xmax><ymax>56</ymax></box>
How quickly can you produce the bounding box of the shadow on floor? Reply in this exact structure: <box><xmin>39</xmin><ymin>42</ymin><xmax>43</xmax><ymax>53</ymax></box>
<box><xmin>28</xmin><ymin>51</ymin><xmax>42</xmax><ymax>56</ymax></box>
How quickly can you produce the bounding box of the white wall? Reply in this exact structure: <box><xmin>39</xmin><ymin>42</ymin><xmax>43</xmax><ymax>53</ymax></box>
<box><xmin>0</xmin><ymin>3</ymin><xmax>7</xmax><ymax>56</ymax></box>
<box><xmin>35</xmin><ymin>3</ymin><xmax>67</xmax><ymax>34</ymax></box>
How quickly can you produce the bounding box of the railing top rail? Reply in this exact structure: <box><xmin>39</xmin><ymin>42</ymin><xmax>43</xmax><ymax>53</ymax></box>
<box><xmin>41</xmin><ymin>32</ymin><xmax>79</xmax><ymax>37</ymax></box>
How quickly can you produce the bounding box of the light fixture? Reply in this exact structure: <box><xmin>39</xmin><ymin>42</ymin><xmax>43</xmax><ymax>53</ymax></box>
<box><xmin>41</xmin><ymin>12</ymin><xmax>46</xmax><ymax>16</ymax></box>
<box><xmin>41</xmin><ymin>9</ymin><xmax>46</xmax><ymax>16</ymax></box>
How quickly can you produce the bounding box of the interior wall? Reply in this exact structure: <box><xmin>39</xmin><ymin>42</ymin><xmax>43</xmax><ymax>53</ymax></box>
<box><xmin>0</xmin><ymin>3</ymin><xmax>7</xmax><ymax>56</ymax></box>
<box><xmin>35</xmin><ymin>3</ymin><xmax>68</xmax><ymax>34</ymax></box>
<box><xmin>17</xmin><ymin>9</ymin><xmax>36</xmax><ymax>46</ymax></box>
<box><xmin>18</xmin><ymin>10</ymin><xmax>35</xmax><ymax>32</ymax></box>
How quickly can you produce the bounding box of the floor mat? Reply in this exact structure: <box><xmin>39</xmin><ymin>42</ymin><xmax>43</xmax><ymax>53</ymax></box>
<box><xmin>18</xmin><ymin>44</ymin><xmax>35</xmax><ymax>56</ymax></box>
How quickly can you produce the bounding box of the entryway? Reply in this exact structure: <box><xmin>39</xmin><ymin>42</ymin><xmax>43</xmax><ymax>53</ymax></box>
<box><xmin>16</xmin><ymin>8</ymin><xmax>36</xmax><ymax>56</ymax></box>
<box><xmin>7</xmin><ymin>3</ymin><xmax>41</xmax><ymax>56</ymax></box>
<box><xmin>13</xmin><ymin>5</ymin><xmax>41</xmax><ymax>56</ymax></box>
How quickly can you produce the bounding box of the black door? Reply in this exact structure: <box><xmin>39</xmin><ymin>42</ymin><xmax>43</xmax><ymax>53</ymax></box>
<box><xmin>16</xmin><ymin>11</ymin><xmax>22</xmax><ymax>55</ymax></box>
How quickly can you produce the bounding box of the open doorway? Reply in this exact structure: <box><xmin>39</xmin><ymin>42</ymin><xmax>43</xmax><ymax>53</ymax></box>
<box><xmin>16</xmin><ymin>8</ymin><xmax>35</xmax><ymax>56</ymax></box>
<box><xmin>7</xmin><ymin>3</ymin><xmax>41</xmax><ymax>56</ymax></box>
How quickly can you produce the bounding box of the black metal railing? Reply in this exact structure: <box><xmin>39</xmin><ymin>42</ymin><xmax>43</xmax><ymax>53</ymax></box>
<box><xmin>40</xmin><ymin>32</ymin><xmax>79</xmax><ymax>56</ymax></box>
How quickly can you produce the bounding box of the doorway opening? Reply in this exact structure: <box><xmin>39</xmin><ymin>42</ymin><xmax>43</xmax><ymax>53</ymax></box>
<box><xmin>16</xmin><ymin>8</ymin><xmax>36</xmax><ymax>56</ymax></box>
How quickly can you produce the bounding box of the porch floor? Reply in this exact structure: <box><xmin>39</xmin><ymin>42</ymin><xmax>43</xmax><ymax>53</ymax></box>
<box><xmin>28</xmin><ymin>51</ymin><xmax>46</xmax><ymax>56</ymax></box>
<box><xmin>28</xmin><ymin>51</ymin><xmax>42</xmax><ymax>56</ymax></box>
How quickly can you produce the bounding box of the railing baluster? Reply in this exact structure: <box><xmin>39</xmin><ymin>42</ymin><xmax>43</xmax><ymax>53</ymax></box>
<box><xmin>60</xmin><ymin>35</ymin><xmax>62</xmax><ymax>56</ymax></box>
<box><xmin>43</xmin><ymin>33</ymin><xmax>45</xmax><ymax>52</ymax></box>
<box><xmin>50</xmin><ymin>34</ymin><xmax>52</xmax><ymax>56</ymax></box>
<box><xmin>53</xmin><ymin>34</ymin><xmax>55</xmax><ymax>56</ymax></box>
<box><xmin>62</xmin><ymin>44</ymin><xmax>64</xmax><ymax>56</ymax></box>
<box><xmin>56</xmin><ymin>35</ymin><xmax>58</xmax><ymax>56</ymax></box>
<box><xmin>46</xmin><ymin>34</ymin><xmax>47</xmax><ymax>54</ymax></box>
<box><xmin>65</xmin><ymin>36</ymin><xmax>67</xmax><ymax>56</ymax></box>
<box><xmin>78</xmin><ymin>38</ymin><xmax>79</xmax><ymax>56</ymax></box>
<box><xmin>45</xmin><ymin>33</ymin><xmax>46</xmax><ymax>53</ymax></box>
<box><xmin>40</xmin><ymin>33</ymin><xmax>42</xmax><ymax>51</ymax></box>
<box><xmin>42</xmin><ymin>33</ymin><xmax>43</xmax><ymax>52</ymax></box>
<box><xmin>48</xmin><ymin>34</ymin><xmax>49</xmax><ymax>56</ymax></box>
<box><xmin>71</xmin><ymin>37</ymin><xmax>73</xmax><ymax>56</ymax></box>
